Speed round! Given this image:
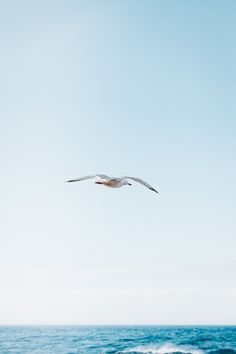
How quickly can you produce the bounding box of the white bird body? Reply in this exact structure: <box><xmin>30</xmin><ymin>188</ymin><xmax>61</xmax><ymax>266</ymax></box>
<box><xmin>66</xmin><ymin>174</ymin><xmax>158</xmax><ymax>194</ymax></box>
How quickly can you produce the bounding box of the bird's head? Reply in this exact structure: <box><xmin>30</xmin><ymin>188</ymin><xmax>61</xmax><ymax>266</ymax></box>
<box><xmin>124</xmin><ymin>180</ymin><xmax>132</xmax><ymax>186</ymax></box>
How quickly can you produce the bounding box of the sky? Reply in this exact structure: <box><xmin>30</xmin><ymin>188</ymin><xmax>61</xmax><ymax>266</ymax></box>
<box><xmin>0</xmin><ymin>0</ymin><xmax>236</xmax><ymax>325</ymax></box>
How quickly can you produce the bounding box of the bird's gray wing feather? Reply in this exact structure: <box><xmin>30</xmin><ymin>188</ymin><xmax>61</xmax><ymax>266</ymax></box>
<box><xmin>66</xmin><ymin>174</ymin><xmax>110</xmax><ymax>183</ymax></box>
<box><xmin>124</xmin><ymin>176</ymin><xmax>158</xmax><ymax>194</ymax></box>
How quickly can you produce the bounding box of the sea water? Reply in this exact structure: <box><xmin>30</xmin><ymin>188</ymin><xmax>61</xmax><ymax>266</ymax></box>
<box><xmin>0</xmin><ymin>326</ymin><xmax>235</xmax><ymax>354</ymax></box>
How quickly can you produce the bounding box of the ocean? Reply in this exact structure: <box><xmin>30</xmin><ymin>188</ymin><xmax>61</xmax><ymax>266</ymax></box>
<box><xmin>0</xmin><ymin>326</ymin><xmax>235</xmax><ymax>354</ymax></box>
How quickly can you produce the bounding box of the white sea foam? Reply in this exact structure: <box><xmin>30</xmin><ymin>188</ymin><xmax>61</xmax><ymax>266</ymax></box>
<box><xmin>121</xmin><ymin>343</ymin><xmax>204</xmax><ymax>354</ymax></box>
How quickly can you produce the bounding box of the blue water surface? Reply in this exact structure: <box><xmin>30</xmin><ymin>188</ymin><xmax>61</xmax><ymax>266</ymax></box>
<box><xmin>0</xmin><ymin>326</ymin><xmax>235</xmax><ymax>354</ymax></box>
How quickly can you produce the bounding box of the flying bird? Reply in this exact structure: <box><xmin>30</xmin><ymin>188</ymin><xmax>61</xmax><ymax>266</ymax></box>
<box><xmin>65</xmin><ymin>174</ymin><xmax>158</xmax><ymax>194</ymax></box>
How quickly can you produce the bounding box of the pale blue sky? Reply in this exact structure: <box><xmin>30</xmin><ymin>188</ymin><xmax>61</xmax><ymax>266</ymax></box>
<box><xmin>0</xmin><ymin>0</ymin><xmax>235</xmax><ymax>324</ymax></box>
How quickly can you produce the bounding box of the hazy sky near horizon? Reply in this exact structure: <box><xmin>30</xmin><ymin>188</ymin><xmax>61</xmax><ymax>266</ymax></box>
<box><xmin>0</xmin><ymin>0</ymin><xmax>236</xmax><ymax>324</ymax></box>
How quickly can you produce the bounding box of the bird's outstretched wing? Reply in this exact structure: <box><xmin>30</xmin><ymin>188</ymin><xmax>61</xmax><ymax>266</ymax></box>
<box><xmin>124</xmin><ymin>176</ymin><xmax>158</xmax><ymax>194</ymax></box>
<box><xmin>65</xmin><ymin>174</ymin><xmax>110</xmax><ymax>183</ymax></box>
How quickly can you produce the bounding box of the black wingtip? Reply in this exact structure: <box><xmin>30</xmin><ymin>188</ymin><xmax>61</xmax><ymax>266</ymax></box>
<box><xmin>150</xmin><ymin>188</ymin><xmax>158</xmax><ymax>194</ymax></box>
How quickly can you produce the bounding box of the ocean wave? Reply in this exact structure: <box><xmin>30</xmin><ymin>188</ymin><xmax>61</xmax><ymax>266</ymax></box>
<box><xmin>209</xmin><ymin>350</ymin><xmax>236</xmax><ymax>354</ymax></box>
<box><xmin>121</xmin><ymin>343</ymin><xmax>204</xmax><ymax>354</ymax></box>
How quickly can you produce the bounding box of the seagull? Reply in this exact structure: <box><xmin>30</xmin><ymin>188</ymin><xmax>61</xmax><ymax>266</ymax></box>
<box><xmin>65</xmin><ymin>174</ymin><xmax>158</xmax><ymax>194</ymax></box>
